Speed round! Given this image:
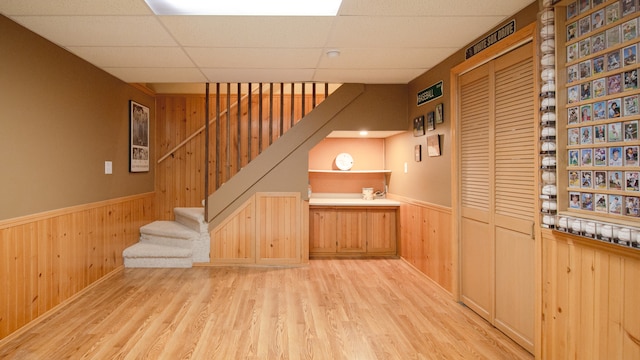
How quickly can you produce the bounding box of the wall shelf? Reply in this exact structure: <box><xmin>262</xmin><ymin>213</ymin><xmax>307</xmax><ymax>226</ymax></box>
<box><xmin>308</xmin><ymin>169</ymin><xmax>391</xmax><ymax>174</ymax></box>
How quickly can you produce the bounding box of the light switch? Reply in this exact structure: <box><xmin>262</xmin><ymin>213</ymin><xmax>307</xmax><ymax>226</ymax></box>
<box><xmin>404</xmin><ymin>162</ymin><xmax>408</xmax><ymax>173</ymax></box>
<box><xmin>105</xmin><ymin>161</ymin><xmax>112</xmax><ymax>174</ymax></box>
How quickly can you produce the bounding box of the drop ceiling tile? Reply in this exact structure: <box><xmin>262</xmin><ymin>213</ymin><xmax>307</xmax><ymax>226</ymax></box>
<box><xmin>328</xmin><ymin>15</ymin><xmax>506</xmax><ymax>48</ymax></box>
<box><xmin>186</xmin><ymin>47</ymin><xmax>323</xmax><ymax>68</ymax></box>
<box><xmin>0</xmin><ymin>0</ymin><xmax>152</xmax><ymax>15</ymax></box>
<box><xmin>317</xmin><ymin>47</ymin><xmax>458</xmax><ymax>69</ymax></box>
<box><xmin>104</xmin><ymin>67</ymin><xmax>207</xmax><ymax>83</ymax></box>
<box><xmin>158</xmin><ymin>16</ymin><xmax>335</xmax><ymax>47</ymax></box>
<box><xmin>9</xmin><ymin>16</ymin><xmax>176</xmax><ymax>46</ymax></box>
<box><xmin>313</xmin><ymin>68</ymin><xmax>427</xmax><ymax>84</ymax></box>
<box><xmin>202</xmin><ymin>68</ymin><xmax>315</xmax><ymax>83</ymax></box>
<box><xmin>67</xmin><ymin>47</ymin><xmax>194</xmax><ymax>67</ymax></box>
<box><xmin>338</xmin><ymin>0</ymin><xmax>532</xmax><ymax>17</ymax></box>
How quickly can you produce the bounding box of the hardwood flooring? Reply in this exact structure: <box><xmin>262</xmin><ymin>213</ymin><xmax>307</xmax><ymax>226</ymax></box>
<box><xmin>0</xmin><ymin>259</ymin><xmax>532</xmax><ymax>359</ymax></box>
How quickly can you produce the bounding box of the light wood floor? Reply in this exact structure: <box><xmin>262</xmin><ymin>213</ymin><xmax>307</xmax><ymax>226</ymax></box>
<box><xmin>0</xmin><ymin>259</ymin><xmax>532</xmax><ymax>359</ymax></box>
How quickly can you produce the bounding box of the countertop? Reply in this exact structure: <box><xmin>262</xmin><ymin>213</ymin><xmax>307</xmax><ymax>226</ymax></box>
<box><xmin>309</xmin><ymin>193</ymin><xmax>400</xmax><ymax>207</ymax></box>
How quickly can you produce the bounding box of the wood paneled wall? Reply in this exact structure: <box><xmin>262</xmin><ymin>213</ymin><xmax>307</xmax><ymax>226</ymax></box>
<box><xmin>392</xmin><ymin>195</ymin><xmax>453</xmax><ymax>293</ymax></box>
<box><xmin>0</xmin><ymin>193</ymin><xmax>155</xmax><ymax>340</ymax></box>
<box><xmin>542</xmin><ymin>229</ymin><xmax>640</xmax><ymax>359</ymax></box>
<box><xmin>156</xmin><ymin>91</ymin><xmax>325</xmax><ymax>220</ymax></box>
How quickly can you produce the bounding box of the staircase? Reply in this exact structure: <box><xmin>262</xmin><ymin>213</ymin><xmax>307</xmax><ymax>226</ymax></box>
<box><xmin>123</xmin><ymin>207</ymin><xmax>210</xmax><ymax>268</ymax></box>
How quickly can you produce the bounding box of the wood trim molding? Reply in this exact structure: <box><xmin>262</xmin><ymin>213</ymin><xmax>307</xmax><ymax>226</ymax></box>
<box><xmin>386</xmin><ymin>193</ymin><xmax>452</xmax><ymax>214</ymax></box>
<box><xmin>0</xmin><ymin>192</ymin><xmax>155</xmax><ymax>229</ymax></box>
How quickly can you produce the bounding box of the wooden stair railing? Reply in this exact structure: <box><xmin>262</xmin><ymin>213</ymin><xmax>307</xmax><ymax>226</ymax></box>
<box><xmin>154</xmin><ymin>83</ymin><xmax>334</xmax><ymax>220</ymax></box>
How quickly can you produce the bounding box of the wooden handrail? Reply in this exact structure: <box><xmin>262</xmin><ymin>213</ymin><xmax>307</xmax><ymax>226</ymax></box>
<box><xmin>157</xmin><ymin>84</ymin><xmax>263</xmax><ymax>164</ymax></box>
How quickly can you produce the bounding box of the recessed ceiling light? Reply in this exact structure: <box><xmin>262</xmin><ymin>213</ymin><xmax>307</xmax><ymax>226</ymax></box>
<box><xmin>359</xmin><ymin>130</ymin><xmax>369</xmax><ymax>136</ymax></box>
<box><xmin>145</xmin><ymin>0</ymin><xmax>343</xmax><ymax>16</ymax></box>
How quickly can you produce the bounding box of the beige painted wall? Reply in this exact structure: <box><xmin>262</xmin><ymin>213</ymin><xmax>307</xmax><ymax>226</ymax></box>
<box><xmin>386</xmin><ymin>1</ymin><xmax>538</xmax><ymax>208</ymax></box>
<box><xmin>0</xmin><ymin>15</ymin><xmax>155</xmax><ymax>220</ymax></box>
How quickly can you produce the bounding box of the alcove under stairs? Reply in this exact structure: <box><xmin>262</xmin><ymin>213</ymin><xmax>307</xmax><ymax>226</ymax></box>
<box><xmin>123</xmin><ymin>207</ymin><xmax>210</xmax><ymax>268</ymax></box>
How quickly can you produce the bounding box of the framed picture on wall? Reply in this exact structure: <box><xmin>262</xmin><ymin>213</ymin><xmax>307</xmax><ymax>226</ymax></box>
<box><xmin>427</xmin><ymin>134</ymin><xmax>441</xmax><ymax>157</ymax></box>
<box><xmin>415</xmin><ymin>144</ymin><xmax>422</xmax><ymax>162</ymax></box>
<box><xmin>130</xmin><ymin>100</ymin><xmax>150</xmax><ymax>172</ymax></box>
<box><xmin>427</xmin><ymin>111</ymin><xmax>435</xmax><ymax>131</ymax></box>
<box><xmin>413</xmin><ymin>115</ymin><xmax>425</xmax><ymax>136</ymax></box>
<box><xmin>435</xmin><ymin>103</ymin><xmax>444</xmax><ymax>123</ymax></box>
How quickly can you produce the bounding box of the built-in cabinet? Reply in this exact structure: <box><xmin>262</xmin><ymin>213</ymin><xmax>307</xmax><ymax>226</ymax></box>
<box><xmin>211</xmin><ymin>192</ymin><xmax>303</xmax><ymax>265</ymax></box>
<box><xmin>309</xmin><ymin>206</ymin><xmax>397</xmax><ymax>256</ymax></box>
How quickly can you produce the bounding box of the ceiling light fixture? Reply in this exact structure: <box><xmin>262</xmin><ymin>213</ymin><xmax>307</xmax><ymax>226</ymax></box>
<box><xmin>326</xmin><ymin>49</ymin><xmax>341</xmax><ymax>58</ymax></box>
<box><xmin>145</xmin><ymin>0</ymin><xmax>343</xmax><ymax>16</ymax></box>
<box><xmin>359</xmin><ymin>130</ymin><xmax>369</xmax><ymax>136</ymax></box>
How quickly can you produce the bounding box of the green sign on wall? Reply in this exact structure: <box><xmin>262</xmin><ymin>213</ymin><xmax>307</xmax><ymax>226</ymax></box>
<box><xmin>417</xmin><ymin>81</ymin><xmax>443</xmax><ymax>106</ymax></box>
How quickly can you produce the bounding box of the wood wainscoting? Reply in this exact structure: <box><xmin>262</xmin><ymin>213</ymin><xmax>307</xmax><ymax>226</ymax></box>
<box><xmin>542</xmin><ymin>229</ymin><xmax>640</xmax><ymax>359</ymax></box>
<box><xmin>210</xmin><ymin>192</ymin><xmax>307</xmax><ymax>266</ymax></box>
<box><xmin>0</xmin><ymin>192</ymin><xmax>155</xmax><ymax>340</ymax></box>
<box><xmin>390</xmin><ymin>195</ymin><xmax>453</xmax><ymax>293</ymax></box>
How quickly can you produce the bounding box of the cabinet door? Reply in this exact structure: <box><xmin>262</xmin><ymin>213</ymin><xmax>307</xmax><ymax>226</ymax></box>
<box><xmin>336</xmin><ymin>209</ymin><xmax>367</xmax><ymax>253</ymax></box>
<box><xmin>366</xmin><ymin>208</ymin><xmax>397</xmax><ymax>254</ymax></box>
<box><xmin>309</xmin><ymin>208</ymin><xmax>337</xmax><ymax>254</ymax></box>
<box><xmin>255</xmin><ymin>192</ymin><xmax>301</xmax><ymax>264</ymax></box>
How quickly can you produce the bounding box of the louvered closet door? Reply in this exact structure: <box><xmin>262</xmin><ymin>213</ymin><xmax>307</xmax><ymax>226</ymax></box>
<box><xmin>459</xmin><ymin>42</ymin><xmax>535</xmax><ymax>352</ymax></box>
<box><xmin>492</xmin><ymin>44</ymin><xmax>535</xmax><ymax>351</ymax></box>
<box><xmin>459</xmin><ymin>62</ymin><xmax>493</xmax><ymax>321</ymax></box>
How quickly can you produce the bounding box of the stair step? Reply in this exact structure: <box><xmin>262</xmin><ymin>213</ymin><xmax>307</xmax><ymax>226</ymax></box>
<box><xmin>141</xmin><ymin>220</ymin><xmax>198</xmax><ymax>239</ymax></box>
<box><xmin>123</xmin><ymin>243</ymin><xmax>192</xmax><ymax>268</ymax></box>
<box><xmin>173</xmin><ymin>207</ymin><xmax>207</xmax><ymax>233</ymax></box>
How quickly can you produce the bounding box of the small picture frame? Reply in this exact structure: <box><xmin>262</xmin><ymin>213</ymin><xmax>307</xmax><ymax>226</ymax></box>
<box><xmin>435</xmin><ymin>103</ymin><xmax>444</xmax><ymax>124</ymax></box>
<box><xmin>427</xmin><ymin>134</ymin><xmax>441</xmax><ymax>157</ymax></box>
<box><xmin>130</xmin><ymin>100</ymin><xmax>150</xmax><ymax>173</ymax></box>
<box><xmin>415</xmin><ymin>145</ymin><xmax>422</xmax><ymax>162</ymax></box>
<box><xmin>427</xmin><ymin>111</ymin><xmax>435</xmax><ymax>131</ymax></box>
<box><xmin>413</xmin><ymin>115</ymin><xmax>425</xmax><ymax>136</ymax></box>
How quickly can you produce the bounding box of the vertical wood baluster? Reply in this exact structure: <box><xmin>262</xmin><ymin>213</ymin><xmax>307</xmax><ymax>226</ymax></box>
<box><xmin>312</xmin><ymin>83</ymin><xmax>317</xmax><ymax>108</ymax></box>
<box><xmin>247</xmin><ymin>83</ymin><xmax>252</xmax><ymax>162</ymax></box>
<box><xmin>301</xmin><ymin>83</ymin><xmax>306</xmax><ymax>118</ymax></box>
<box><xmin>205</xmin><ymin>83</ymin><xmax>209</xmax><ymax>217</ymax></box>
<box><xmin>269</xmin><ymin>83</ymin><xmax>274</xmax><ymax>145</ymax></box>
<box><xmin>290</xmin><ymin>83</ymin><xmax>295</xmax><ymax>128</ymax></box>
<box><xmin>226</xmin><ymin>83</ymin><xmax>231</xmax><ymax>182</ymax></box>
<box><xmin>237</xmin><ymin>83</ymin><xmax>241</xmax><ymax>172</ymax></box>
<box><xmin>259</xmin><ymin>83</ymin><xmax>263</xmax><ymax>154</ymax></box>
<box><xmin>280</xmin><ymin>83</ymin><xmax>284</xmax><ymax>136</ymax></box>
<box><xmin>215</xmin><ymin>83</ymin><xmax>221</xmax><ymax>190</ymax></box>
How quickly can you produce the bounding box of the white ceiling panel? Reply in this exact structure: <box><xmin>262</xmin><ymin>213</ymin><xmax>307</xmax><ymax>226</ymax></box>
<box><xmin>339</xmin><ymin>0</ymin><xmax>532</xmax><ymax>17</ymax></box>
<box><xmin>103</xmin><ymin>67</ymin><xmax>207</xmax><ymax>83</ymax></box>
<box><xmin>202</xmin><ymin>68</ymin><xmax>316</xmax><ymax>83</ymax></box>
<box><xmin>186</xmin><ymin>47</ymin><xmax>324</xmax><ymax>68</ymax></box>
<box><xmin>313</xmin><ymin>68</ymin><xmax>427</xmax><ymax>84</ymax></box>
<box><xmin>158</xmin><ymin>16</ymin><xmax>335</xmax><ymax>47</ymax></box>
<box><xmin>317</xmin><ymin>47</ymin><xmax>458</xmax><ymax>69</ymax></box>
<box><xmin>67</xmin><ymin>47</ymin><xmax>194</xmax><ymax>68</ymax></box>
<box><xmin>0</xmin><ymin>0</ymin><xmax>152</xmax><ymax>15</ymax></box>
<box><xmin>10</xmin><ymin>16</ymin><xmax>176</xmax><ymax>47</ymax></box>
<box><xmin>328</xmin><ymin>15</ymin><xmax>506</xmax><ymax>48</ymax></box>
<box><xmin>0</xmin><ymin>0</ymin><xmax>534</xmax><ymax>85</ymax></box>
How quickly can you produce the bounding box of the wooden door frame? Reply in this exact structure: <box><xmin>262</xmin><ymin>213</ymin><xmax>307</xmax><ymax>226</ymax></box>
<box><xmin>449</xmin><ymin>22</ymin><xmax>541</xmax><ymax>357</ymax></box>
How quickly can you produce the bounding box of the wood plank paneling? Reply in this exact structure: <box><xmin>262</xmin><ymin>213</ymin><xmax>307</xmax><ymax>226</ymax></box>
<box><xmin>542</xmin><ymin>229</ymin><xmax>640</xmax><ymax>359</ymax></box>
<box><xmin>0</xmin><ymin>193</ymin><xmax>155</xmax><ymax>340</ymax></box>
<box><xmin>394</xmin><ymin>196</ymin><xmax>452</xmax><ymax>293</ymax></box>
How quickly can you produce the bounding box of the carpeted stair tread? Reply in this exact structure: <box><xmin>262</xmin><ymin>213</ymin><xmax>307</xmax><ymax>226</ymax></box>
<box><xmin>140</xmin><ymin>220</ymin><xmax>198</xmax><ymax>240</ymax></box>
<box><xmin>123</xmin><ymin>242</ymin><xmax>192</xmax><ymax>258</ymax></box>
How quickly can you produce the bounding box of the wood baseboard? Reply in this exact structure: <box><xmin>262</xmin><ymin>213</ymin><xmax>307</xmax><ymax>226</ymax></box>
<box><xmin>0</xmin><ymin>267</ymin><xmax>124</xmax><ymax>346</ymax></box>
